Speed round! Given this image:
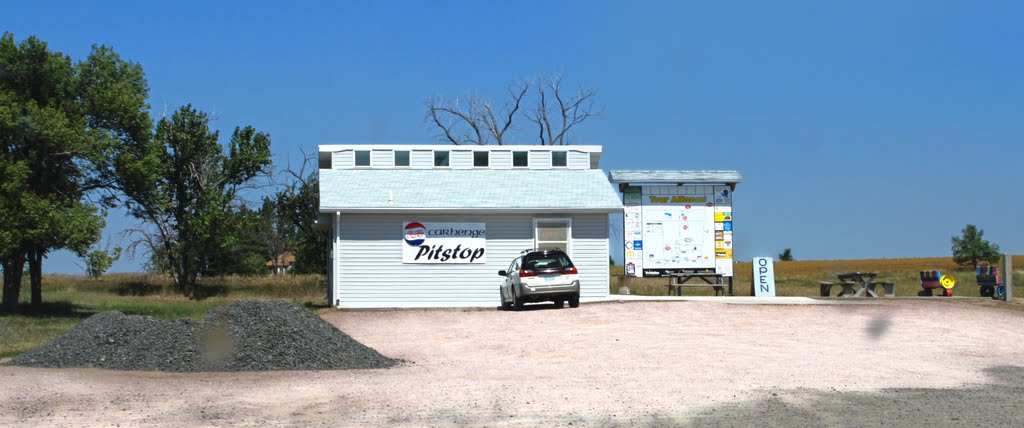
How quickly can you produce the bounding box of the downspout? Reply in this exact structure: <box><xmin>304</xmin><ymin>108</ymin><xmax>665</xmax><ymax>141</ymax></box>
<box><xmin>335</xmin><ymin>210</ymin><xmax>341</xmax><ymax>307</ymax></box>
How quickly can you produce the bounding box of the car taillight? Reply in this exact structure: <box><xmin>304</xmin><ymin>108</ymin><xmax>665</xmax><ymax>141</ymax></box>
<box><xmin>519</xmin><ymin>269</ymin><xmax>537</xmax><ymax>277</ymax></box>
<box><xmin>563</xmin><ymin>266</ymin><xmax>578</xmax><ymax>274</ymax></box>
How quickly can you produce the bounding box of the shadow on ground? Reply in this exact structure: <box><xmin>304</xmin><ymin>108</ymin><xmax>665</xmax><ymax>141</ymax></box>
<box><xmin>677</xmin><ymin>365</ymin><xmax>1024</xmax><ymax>427</ymax></box>
<box><xmin>0</xmin><ymin>301</ymin><xmax>94</xmax><ymax>319</ymax></box>
<box><xmin>498</xmin><ymin>302</ymin><xmax>568</xmax><ymax>312</ymax></box>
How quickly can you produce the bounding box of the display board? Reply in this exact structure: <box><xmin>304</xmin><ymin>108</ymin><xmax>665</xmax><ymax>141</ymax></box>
<box><xmin>623</xmin><ymin>185</ymin><xmax>734</xmax><ymax>277</ymax></box>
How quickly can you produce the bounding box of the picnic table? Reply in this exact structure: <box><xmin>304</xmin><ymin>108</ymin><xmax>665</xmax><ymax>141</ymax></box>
<box><xmin>666</xmin><ymin>273</ymin><xmax>734</xmax><ymax>296</ymax></box>
<box><xmin>819</xmin><ymin>272</ymin><xmax>894</xmax><ymax>297</ymax></box>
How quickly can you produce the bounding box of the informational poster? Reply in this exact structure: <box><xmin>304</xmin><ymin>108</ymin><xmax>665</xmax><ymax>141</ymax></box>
<box><xmin>623</xmin><ymin>184</ymin><xmax>735</xmax><ymax>278</ymax></box>
<box><xmin>623</xmin><ymin>187</ymin><xmax>644</xmax><ymax>276</ymax></box>
<box><xmin>713</xmin><ymin>186</ymin><xmax>734</xmax><ymax>277</ymax></box>
<box><xmin>402</xmin><ymin>222</ymin><xmax>486</xmax><ymax>263</ymax></box>
<box><xmin>638</xmin><ymin>186</ymin><xmax>716</xmax><ymax>273</ymax></box>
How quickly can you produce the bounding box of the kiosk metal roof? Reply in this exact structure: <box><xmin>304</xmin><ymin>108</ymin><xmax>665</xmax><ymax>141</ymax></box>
<box><xmin>608</xmin><ymin>170</ymin><xmax>743</xmax><ymax>185</ymax></box>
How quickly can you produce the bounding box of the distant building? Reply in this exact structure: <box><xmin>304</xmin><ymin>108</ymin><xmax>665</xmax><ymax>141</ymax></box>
<box><xmin>317</xmin><ymin>145</ymin><xmax>623</xmax><ymax>308</ymax></box>
<box><xmin>266</xmin><ymin>252</ymin><xmax>295</xmax><ymax>275</ymax></box>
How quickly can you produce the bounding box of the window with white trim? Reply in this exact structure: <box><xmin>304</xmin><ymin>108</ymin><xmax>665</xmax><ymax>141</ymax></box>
<box><xmin>394</xmin><ymin>150</ymin><xmax>410</xmax><ymax>167</ymax></box>
<box><xmin>534</xmin><ymin>218</ymin><xmax>572</xmax><ymax>254</ymax></box>
<box><xmin>434</xmin><ymin>150</ymin><xmax>450</xmax><ymax>167</ymax></box>
<box><xmin>552</xmin><ymin>151</ymin><xmax>567</xmax><ymax>167</ymax></box>
<box><xmin>473</xmin><ymin>151</ymin><xmax>489</xmax><ymax>167</ymax></box>
<box><xmin>355</xmin><ymin>150</ymin><xmax>370</xmax><ymax>167</ymax></box>
<box><xmin>513</xmin><ymin>151</ymin><xmax>529</xmax><ymax>167</ymax></box>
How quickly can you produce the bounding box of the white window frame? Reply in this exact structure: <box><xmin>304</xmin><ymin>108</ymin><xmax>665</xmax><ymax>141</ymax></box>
<box><xmin>533</xmin><ymin>217</ymin><xmax>572</xmax><ymax>257</ymax></box>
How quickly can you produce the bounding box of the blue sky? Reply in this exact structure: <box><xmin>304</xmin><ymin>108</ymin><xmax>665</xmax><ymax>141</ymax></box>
<box><xmin>4</xmin><ymin>1</ymin><xmax>1022</xmax><ymax>273</ymax></box>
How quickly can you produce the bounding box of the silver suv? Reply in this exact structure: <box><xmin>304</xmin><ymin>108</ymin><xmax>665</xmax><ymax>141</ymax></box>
<box><xmin>498</xmin><ymin>248</ymin><xmax>581</xmax><ymax>310</ymax></box>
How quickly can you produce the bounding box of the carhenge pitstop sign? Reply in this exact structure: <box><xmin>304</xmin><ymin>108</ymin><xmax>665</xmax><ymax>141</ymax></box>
<box><xmin>402</xmin><ymin>222</ymin><xmax>486</xmax><ymax>264</ymax></box>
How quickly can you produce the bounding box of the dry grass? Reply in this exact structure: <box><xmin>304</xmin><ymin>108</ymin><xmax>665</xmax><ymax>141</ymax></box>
<box><xmin>0</xmin><ymin>274</ymin><xmax>327</xmax><ymax>358</ymax></box>
<box><xmin>611</xmin><ymin>256</ymin><xmax>1024</xmax><ymax>298</ymax></box>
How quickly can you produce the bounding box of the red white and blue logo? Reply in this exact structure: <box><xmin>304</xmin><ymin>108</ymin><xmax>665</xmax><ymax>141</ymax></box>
<box><xmin>404</xmin><ymin>222</ymin><xmax>427</xmax><ymax>246</ymax></box>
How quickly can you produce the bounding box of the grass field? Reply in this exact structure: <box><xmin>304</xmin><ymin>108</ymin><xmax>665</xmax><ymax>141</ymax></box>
<box><xmin>2</xmin><ymin>256</ymin><xmax>1022</xmax><ymax>358</ymax></box>
<box><xmin>610</xmin><ymin>256</ymin><xmax>1024</xmax><ymax>297</ymax></box>
<box><xmin>0</xmin><ymin>274</ymin><xmax>326</xmax><ymax>358</ymax></box>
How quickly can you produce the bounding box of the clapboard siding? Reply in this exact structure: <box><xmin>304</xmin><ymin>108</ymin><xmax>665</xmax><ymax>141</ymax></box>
<box><xmin>570</xmin><ymin>214</ymin><xmax>610</xmax><ymax>298</ymax></box>
<box><xmin>529</xmin><ymin>150</ymin><xmax>552</xmax><ymax>169</ymax></box>
<box><xmin>411</xmin><ymin>150</ymin><xmax>433</xmax><ymax>169</ymax></box>
<box><xmin>334</xmin><ymin>213</ymin><xmax>609</xmax><ymax>308</ymax></box>
<box><xmin>450</xmin><ymin>150</ymin><xmax>473</xmax><ymax>169</ymax></box>
<box><xmin>491</xmin><ymin>150</ymin><xmax>512</xmax><ymax>169</ymax></box>
<box><xmin>371</xmin><ymin>150</ymin><xmax>393</xmax><ymax>167</ymax></box>
<box><xmin>568</xmin><ymin>150</ymin><xmax>589</xmax><ymax>169</ymax></box>
<box><xmin>332</xmin><ymin>150</ymin><xmax>354</xmax><ymax>169</ymax></box>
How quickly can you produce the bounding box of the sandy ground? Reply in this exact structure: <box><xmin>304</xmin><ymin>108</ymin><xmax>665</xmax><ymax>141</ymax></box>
<box><xmin>3</xmin><ymin>299</ymin><xmax>1024</xmax><ymax>427</ymax></box>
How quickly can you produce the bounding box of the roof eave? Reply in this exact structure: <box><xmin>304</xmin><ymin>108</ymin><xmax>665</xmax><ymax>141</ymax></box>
<box><xmin>319</xmin><ymin>207</ymin><xmax>623</xmax><ymax>214</ymax></box>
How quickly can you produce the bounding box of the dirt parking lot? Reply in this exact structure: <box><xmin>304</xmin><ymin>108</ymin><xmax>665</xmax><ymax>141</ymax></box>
<box><xmin>3</xmin><ymin>300</ymin><xmax>1024</xmax><ymax>426</ymax></box>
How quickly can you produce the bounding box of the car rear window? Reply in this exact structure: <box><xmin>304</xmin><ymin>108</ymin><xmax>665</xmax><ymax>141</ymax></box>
<box><xmin>522</xmin><ymin>252</ymin><xmax>573</xmax><ymax>270</ymax></box>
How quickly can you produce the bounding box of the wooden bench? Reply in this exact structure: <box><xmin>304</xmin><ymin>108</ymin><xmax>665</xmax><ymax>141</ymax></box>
<box><xmin>819</xmin><ymin>281</ymin><xmax>858</xmax><ymax>297</ymax></box>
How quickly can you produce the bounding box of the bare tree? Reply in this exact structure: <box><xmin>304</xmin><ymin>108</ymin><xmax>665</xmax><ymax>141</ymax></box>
<box><xmin>427</xmin><ymin>81</ymin><xmax>529</xmax><ymax>145</ymax></box>
<box><xmin>525</xmin><ymin>75</ymin><xmax>598</xmax><ymax>146</ymax></box>
<box><xmin>426</xmin><ymin>75</ymin><xmax>598</xmax><ymax>146</ymax></box>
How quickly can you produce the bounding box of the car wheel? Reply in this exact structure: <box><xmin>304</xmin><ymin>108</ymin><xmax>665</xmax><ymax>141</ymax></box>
<box><xmin>500</xmin><ymin>289</ymin><xmax>512</xmax><ymax>310</ymax></box>
<box><xmin>980</xmin><ymin>285</ymin><xmax>995</xmax><ymax>298</ymax></box>
<box><xmin>568</xmin><ymin>294</ymin><xmax>580</xmax><ymax>308</ymax></box>
<box><xmin>554</xmin><ymin>299</ymin><xmax>565</xmax><ymax>309</ymax></box>
<box><xmin>512</xmin><ymin>289</ymin><xmax>525</xmax><ymax>311</ymax></box>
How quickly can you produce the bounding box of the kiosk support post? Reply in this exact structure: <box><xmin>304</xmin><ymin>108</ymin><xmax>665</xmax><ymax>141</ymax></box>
<box><xmin>1005</xmin><ymin>254</ymin><xmax>1013</xmax><ymax>301</ymax></box>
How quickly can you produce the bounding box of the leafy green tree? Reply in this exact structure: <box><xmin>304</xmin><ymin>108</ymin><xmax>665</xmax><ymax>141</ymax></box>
<box><xmin>117</xmin><ymin>105</ymin><xmax>271</xmax><ymax>297</ymax></box>
<box><xmin>951</xmin><ymin>224</ymin><xmax>1000</xmax><ymax>270</ymax></box>
<box><xmin>778</xmin><ymin>248</ymin><xmax>794</xmax><ymax>261</ymax></box>
<box><xmin>0</xmin><ymin>33</ymin><xmax>149</xmax><ymax>310</ymax></box>
<box><xmin>276</xmin><ymin>164</ymin><xmax>327</xmax><ymax>275</ymax></box>
<box><xmin>82</xmin><ymin>245</ymin><xmax>122</xmax><ymax>278</ymax></box>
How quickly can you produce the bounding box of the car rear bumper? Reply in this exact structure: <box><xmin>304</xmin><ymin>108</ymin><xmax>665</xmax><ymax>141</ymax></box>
<box><xmin>519</xmin><ymin>281</ymin><xmax>580</xmax><ymax>300</ymax></box>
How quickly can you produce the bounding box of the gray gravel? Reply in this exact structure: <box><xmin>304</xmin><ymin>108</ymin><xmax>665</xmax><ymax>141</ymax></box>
<box><xmin>5</xmin><ymin>300</ymin><xmax>397</xmax><ymax>372</ymax></box>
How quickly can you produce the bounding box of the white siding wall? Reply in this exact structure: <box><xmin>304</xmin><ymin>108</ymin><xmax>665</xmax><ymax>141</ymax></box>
<box><xmin>411</xmin><ymin>150</ymin><xmax>433</xmax><ymax>169</ymax></box>
<box><xmin>570</xmin><ymin>214</ymin><xmax>611</xmax><ymax>298</ymax></box>
<box><xmin>450</xmin><ymin>150</ymin><xmax>473</xmax><ymax>169</ymax></box>
<box><xmin>371</xmin><ymin>149</ymin><xmax>394</xmax><ymax>167</ymax></box>
<box><xmin>332</xmin><ymin>150</ymin><xmax>354</xmax><ymax>169</ymax></box>
<box><xmin>491</xmin><ymin>150</ymin><xmax>512</xmax><ymax>169</ymax></box>
<box><xmin>567</xmin><ymin>150</ymin><xmax>589</xmax><ymax>169</ymax></box>
<box><xmin>334</xmin><ymin>213</ymin><xmax>609</xmax><ymax>308</ymax></box>
<box><xmin>326</xmin><ymin>148</ymin><xmax>595</xmax><ymax>170</ymax></box>
<box><xmin>529</xmin><ymin>150</ymin><xmax>552</xmax><ymax>169</ymax></box>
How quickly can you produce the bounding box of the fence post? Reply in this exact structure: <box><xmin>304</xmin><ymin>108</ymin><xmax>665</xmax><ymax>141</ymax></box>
<box><xmin>1004</xmin><ymin>254</ymin><xmax>1013</xmax><ymax>301</ymax></box>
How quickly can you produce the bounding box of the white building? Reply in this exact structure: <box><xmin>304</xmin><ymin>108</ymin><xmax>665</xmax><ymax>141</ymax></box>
<box><xmin>317</xmin><ymin>145</ymin><xmax>624</xmax><ymax>309</ymax></box>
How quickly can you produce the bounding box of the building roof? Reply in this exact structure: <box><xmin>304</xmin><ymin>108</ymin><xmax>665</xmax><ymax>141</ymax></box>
<box><xmin>319</xmin><ymin>169</ymin><xmax>623</xmax><ymax>212</ymax></box>
<box><xmin>607</xmin><ymin>170</ymin><xmax>743</xmax><ymax>185</ymax></box>
<box><xmin>265</xmin><ymin>252</ymin><xmax>295</xmax><ymax>267</ymax></box>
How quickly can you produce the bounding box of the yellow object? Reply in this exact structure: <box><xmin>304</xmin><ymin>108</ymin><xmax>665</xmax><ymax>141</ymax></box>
<box><xmin>940</xmin><ymin>275</ymin><xmax>956</xmax><ymax>289</ymax></box>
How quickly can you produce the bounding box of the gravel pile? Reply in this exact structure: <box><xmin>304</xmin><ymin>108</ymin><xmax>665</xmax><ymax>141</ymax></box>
<box><xmin>5</xmin><ymin>300</ymin><xmax>397</xmax><ymax>372</ymax></box>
